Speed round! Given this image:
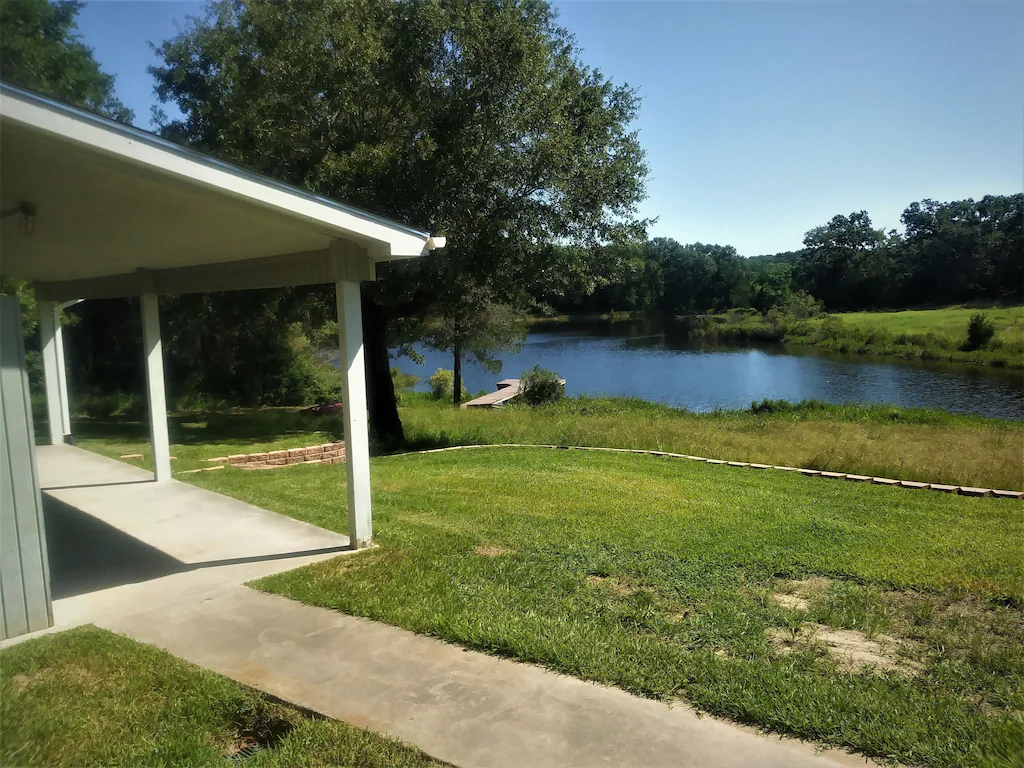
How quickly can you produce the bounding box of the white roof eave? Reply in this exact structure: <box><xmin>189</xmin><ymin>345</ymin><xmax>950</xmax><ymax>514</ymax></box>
<box><xmin>0</xmin><ymin>84</ymin><xmax>444</xmax><ymax>261</ymax></box>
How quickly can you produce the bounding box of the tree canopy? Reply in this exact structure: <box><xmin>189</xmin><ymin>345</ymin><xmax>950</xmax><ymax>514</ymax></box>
<box><xmin>0</xmin><ymin>0</ymin><xmax>132</xmax><ymax>122</ymax></box>
<box><xmin>149</xmin><ymin>0</ymin><xmax>649</xmax><ymax>436</ymax></box>
<box><xmin>548</xmin><ymin>194</ymin><xmax>1023</xmax><ymax>317</ymax></box>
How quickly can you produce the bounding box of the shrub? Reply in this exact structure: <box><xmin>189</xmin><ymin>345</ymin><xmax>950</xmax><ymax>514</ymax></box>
<box><xmin>518</xmin><ymin>365</ymin><xmax>565</xmax><ymax>406</ymax></box>
<box><xmin>429</xmin><ymin>368</ymin><xmax>455</xmax><ymax>400</ymax></box>
<box><xmin>819</xmin><ymin>315</ymin><xmax>846</xmax><ymax>340</ymax></box>
<box><xmin>963</xmin><ymin>313</ymin><xmax>996</xmax><ymax>351</ymax></box>
<box><xmin>750</xmin><ymin>398</ymin><xmax>795</xmax><ymax>415</ymax></box>
<box><xmin>428</xmin><ymin>368</ymin><xmax>469</xmax><ymax>402</ymax></box>
<box><xmin>391</xmin><ymin>367</ymin><xmax>419</xmax><ymax>391</ymax></box>
<box><xmin>779</xmin><ymin>291</ymin><xmax>823</xmax><ymax>320</ymax></box>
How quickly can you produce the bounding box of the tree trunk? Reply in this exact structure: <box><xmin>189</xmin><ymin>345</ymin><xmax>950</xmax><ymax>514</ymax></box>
<box><xmin>453</xmin><ymin>341</ymin><xmax>462</xmax><ymax>406</ymax></box>
<box><xmin>361</xmin><ymin>296</ymin><xmax>403</xmax><ymax>441</ymax></box>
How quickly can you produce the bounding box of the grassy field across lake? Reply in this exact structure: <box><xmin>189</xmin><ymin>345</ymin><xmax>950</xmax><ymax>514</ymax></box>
<box><xmin>698</xmin><ymin>305</ymin><xmax>1024</xmax><ymax>368</ymax></box>
<box><xmin>176</xmin><ymin>448</ymin><xmax>1024</xmax><ymax>768</ymax></box>
<box><xmin>0</xmin><ymin>626</ymin><xmax>442</xmax><ymax>767</ymax></box>
<box><xmin>830</xmin><ymin>306</ymin><xmax>1024</xmax><ymax>343</ymax></box>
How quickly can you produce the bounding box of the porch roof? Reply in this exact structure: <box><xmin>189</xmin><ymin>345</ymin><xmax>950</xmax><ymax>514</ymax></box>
<box><xmin>0</xmin><ymin>83</ymin><xmax>444</xmax><ymax>298</ymax></box>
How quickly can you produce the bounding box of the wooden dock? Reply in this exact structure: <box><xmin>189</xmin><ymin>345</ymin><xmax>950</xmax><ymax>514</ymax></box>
<box><xmin>462</xmin><ymin>379</ymin><xmax>523</xmax><ymax>409</ymax></box>
<box><xmin>462</xmin><ymin>378</ymin><xmax>566</xmax><ymax>409</ymax></box>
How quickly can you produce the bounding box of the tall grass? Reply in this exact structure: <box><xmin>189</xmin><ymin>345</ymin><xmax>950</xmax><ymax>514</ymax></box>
<box><xmin>398</xmin><ymin>396</ymin><xmax>1024</xmax><ymax>490</ymax></box>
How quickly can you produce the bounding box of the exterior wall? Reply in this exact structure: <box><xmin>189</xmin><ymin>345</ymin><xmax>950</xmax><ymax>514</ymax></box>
<box><xmin>0</xmin><ymin>295</ymin><xmax>53</xmax><ymax>640</ymax></box>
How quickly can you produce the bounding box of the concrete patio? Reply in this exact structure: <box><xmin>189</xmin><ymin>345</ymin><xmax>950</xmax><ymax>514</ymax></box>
<box><xmin>33</xmin><ymin>444</ymin><xmax>350</xmax><ymax>631</ymax></box>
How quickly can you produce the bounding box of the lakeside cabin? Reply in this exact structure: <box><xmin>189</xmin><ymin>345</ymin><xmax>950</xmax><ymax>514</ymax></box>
<box><xmin>462</xmin><ymin>378</ymin><xmax>567</xmax><ymax>409</ymax></box>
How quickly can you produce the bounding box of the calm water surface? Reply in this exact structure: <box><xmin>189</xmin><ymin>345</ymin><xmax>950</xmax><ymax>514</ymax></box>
<box><xmin>392</xmin><ymin>318</ymin><xmax>1024</xmax><ymax>420</ymax></box>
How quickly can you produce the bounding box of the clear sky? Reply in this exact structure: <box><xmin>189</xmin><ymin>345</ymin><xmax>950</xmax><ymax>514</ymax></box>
<box><xmin>76</xmin><ymin>1</ymin><xmax>1024</xmax><ymax>255</ymax></box>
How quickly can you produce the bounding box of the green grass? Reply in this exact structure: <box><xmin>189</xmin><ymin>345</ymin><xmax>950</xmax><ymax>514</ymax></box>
<box><xmin>398</xmin><ymin>396</ymin><xmax>1024</xmax><ymax>490</ymax></box>
<box><xmin>71</xmin><ymin>408</ymin><xmax>344</xmax><ymax>473</ymax></box>
<box><xmin>175</xmin><ymin>448</ymin><xmax>1024</xmax><ymax>768</ymax></box>
<box><xmin>71</xmin><ymin>397</ymin><xmax>1024</xmax><ymax>490</ymax></box>
<box><xmin>834</xmin><ymin>306</ymin><xmax>1024</xmax><ymax>343</ymax></box>
<box><xmin>0</xmin><ymin>626</ymin><xmax>443</xmax><ymax>767</ymax></box>
<box><xmin>698</xmin><ymin>305</ymin><xmax>1024</xmax><ymax>368</ymax></box>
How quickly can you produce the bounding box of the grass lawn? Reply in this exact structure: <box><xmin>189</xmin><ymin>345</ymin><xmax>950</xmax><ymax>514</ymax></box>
<box><xmin>786</xmin><ymin>305</ymin><xmax>1019</xmax><ymax>368</ymax></box>
<box><xmin>398</xmin><ymin>397</ymin><xmax>1024</xmax><ymax>490</ymax></box>
<box><xmin>69</xmin><ymin>408</ymin><xmax>344</xmax><ymax>473</ymax></box>
<box><xmin>0</xmin><ymin>626</ymin><xmax>442</xmax><ymax>767</ymax></box>
<box><xmin>834</xmin><ymin>306</ymin><xmax>1024</xmax><ymax>345</ymax></box>
<box><xmin>177</xmin><ymin>448</ymin><xmax>1024</xmax><ymax>768</ymax></box>
<box><xmin>72</xmin><ymin>399</ymin><xmax>1024</xmax><ymax>490</ymax></box>
<box><xmin>792</xmin><ymin>306</ymin><xmax>1024</xmax><ymax>368</ymax></box>
<box><xmin>701</xmin><ymin>304</ymin><xmax>1024</xmax><ymax>368</ymax></box>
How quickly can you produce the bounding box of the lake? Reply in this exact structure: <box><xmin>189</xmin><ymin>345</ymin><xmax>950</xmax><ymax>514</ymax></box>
<box><xmin>391</xmin><ymin>318</ymin><xmax>1024</xmax><ymax>420</ymax></box>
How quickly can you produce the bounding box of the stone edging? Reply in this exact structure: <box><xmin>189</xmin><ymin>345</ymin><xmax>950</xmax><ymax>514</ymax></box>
<box><xmin>396</xmin><ymin>444</ymin><xmax>1023</xmax><ymax>499</ymax></box>
<box><xmin>204</xmin><ymin>442</ymin><xmax>346</xmax><ymax>470</ymax></box>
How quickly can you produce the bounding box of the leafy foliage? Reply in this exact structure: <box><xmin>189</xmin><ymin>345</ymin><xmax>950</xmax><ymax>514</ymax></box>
<box><xmin>964</xmin><ymin>313</ymin><xmax>996</xmax><ymax>351</ymax></box>
<box><xmin>63</xmin><ymin>290</ymin><xmax>338</xmax><ymax>408</ymax></box>
<box><xmin>0</xmin><ymin>0</ymin><xmax>132</xmax><ymax>122</ymax></box>
<box><xmin>149</xmin><ymin>0</ymin><xmax>650</xmax><ymax>436</ymax></box>
<box><xmin>517</xmin><ymin>365</ymin><xmax>564</xmax><ymax>406</ymax></box>
<box><xmin>428</xmin><ymin>368</ymin><xmax>467</xmax><ymax>402</ymax></box>
<box><xmin>419</xmin><ymin>293</ymin><xmax>526</xmax><ymax>404</ymax></box>
<box><xmin>548</xmin><ymin>195</ymin><xmax>1023</xmax><ymax>317</ymax></box>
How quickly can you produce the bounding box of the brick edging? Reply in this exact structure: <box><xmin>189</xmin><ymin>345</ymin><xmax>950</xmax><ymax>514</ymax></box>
<box><xmin>394</xmin><ymin>444</ymin><xmax>1023</xmax><ymax>499</ymax></box>
<box><xmin>205</xmin><ymin>442</ymin><xmax>346</xmax><ymax>470</ymax></box>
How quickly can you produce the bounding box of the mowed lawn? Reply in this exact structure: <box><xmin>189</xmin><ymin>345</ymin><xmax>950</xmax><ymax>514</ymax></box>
<box><xmin>185</xmin><ymin>448</ymin><xmax>1024</xmax><ymax>768</ymax></box>
<box><xmin>0</xmin><ymin>626</ymin><xmax>442</xmax><ymax>768</ymax></box>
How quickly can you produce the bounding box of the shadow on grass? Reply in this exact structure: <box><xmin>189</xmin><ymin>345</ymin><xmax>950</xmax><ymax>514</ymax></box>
<box><xmin>71</xmin><ymin>407</ymin><xmax>477</xmax><ymax>457</ymax></box>
<box><xmin>69</xmin><ymin>409</ymin><xmax>345</xmax><ymax>449</ymax></box>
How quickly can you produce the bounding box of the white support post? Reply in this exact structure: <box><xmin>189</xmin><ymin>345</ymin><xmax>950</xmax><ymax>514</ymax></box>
<box><xmin>37</xmin><ymin>302</ymin><xmax>64</xmax><ymax>445</ymax></box>
<box><xmin>53</xmin><ymin>316</ymin><xmax>72</xmax><ymax>440</ymax></box>
<box><xmin>336</xmin><ymin>280</ymin><xmax>372</xmax><ymax>548</ymax></box>
<box><xmin>140</xmin><ymin>293</ymin><xmax>172</xmax><ymax>482</ymax></box>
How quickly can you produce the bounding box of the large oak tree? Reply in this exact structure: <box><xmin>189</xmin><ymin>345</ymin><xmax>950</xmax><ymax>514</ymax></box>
<box><xmin>150</xmin><ymin>0</ymin><xmax>649</xmax><ymax>438</ymax></box>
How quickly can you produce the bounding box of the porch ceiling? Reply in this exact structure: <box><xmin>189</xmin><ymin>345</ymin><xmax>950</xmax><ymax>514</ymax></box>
<box><xmin>0</xmin><ymin>84</ymin><xmax>442</xmax><ymax>286</ymax></box>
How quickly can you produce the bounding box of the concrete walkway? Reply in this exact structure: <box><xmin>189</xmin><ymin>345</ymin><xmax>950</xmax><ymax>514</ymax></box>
<box><xmin>103</xmin><ymin>588</ymin><xmax>865</xmax><ymax>768</ymax></box>
<box><xmin>21</xmin><ymin>446</ymin><xmax>867</xmax><ymax>768</ymax></box>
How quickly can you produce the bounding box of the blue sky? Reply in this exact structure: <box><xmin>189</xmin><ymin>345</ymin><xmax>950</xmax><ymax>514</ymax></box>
<box><xmin>76</xmin><ymin>1</ymin><xmax>1023</xmax><ymax>255</ymax></box>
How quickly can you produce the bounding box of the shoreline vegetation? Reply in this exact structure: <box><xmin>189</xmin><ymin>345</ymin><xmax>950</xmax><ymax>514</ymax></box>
<box><xmin>531</xmin><ymin>305</ymin><xmax>1024</xmax><ymax>369</ymax></box>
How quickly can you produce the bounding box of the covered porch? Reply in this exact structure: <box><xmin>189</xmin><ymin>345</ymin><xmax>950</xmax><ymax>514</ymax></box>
<box><xmin>34</xmin><ymin>443</ymin><xmax>350</xmax><ymax>633</ymax></box>
<box><xmin>0</xmin><ymin>83</ymin><xmax>445</xmax><ymax>640</ymax></box>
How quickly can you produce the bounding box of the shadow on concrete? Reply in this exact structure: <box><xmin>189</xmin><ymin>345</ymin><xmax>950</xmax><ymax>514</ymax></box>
<box><xmin>43</xmin><ymin>495</ymin><xmax>187</xmax><ymax>599</ymax></box>
<box><xmin>43</xmin><ymin>496</ymin><xmax>352</xmax><ymax>600</ymax></box>
<box><xmin>185</xmin><ymin>545</ymin><xmax>353</xmax><ymax>571</ymax></box>
<box><xmin>41</xmin><ymin>479</ymin><xmax>154</xmax><ymax>492</ymax></box>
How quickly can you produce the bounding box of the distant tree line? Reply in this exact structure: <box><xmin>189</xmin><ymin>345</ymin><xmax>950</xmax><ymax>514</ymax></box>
<box><xmin>541</xmin><ymin>194</ymin><xmax>1023</xmax><ymax>316</ymax></box>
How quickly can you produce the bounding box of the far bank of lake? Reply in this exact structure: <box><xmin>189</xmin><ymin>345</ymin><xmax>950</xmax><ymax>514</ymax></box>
<box><xmin>391</xmin><ymin>317</ymin><xmax>1024</xmax><ymax>420</ymax></box>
